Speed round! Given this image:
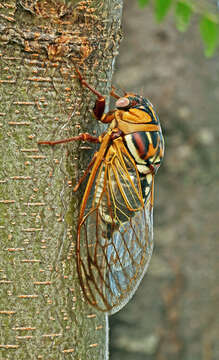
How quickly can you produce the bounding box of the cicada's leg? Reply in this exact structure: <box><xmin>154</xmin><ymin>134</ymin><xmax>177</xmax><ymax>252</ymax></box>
<box><xmin>76</xmin><ymin>68</ymin><xmax>118</xmax><ymax>124</ymax></box>
<box><xmin>75</xmin><ymin>68</ymin><xmax>106</xmax><ymax>121</ymax></box>
<box><xmin>38</xmin><ymin>133</ymin><xmax>100</xmax><ymax>146</ymax></box>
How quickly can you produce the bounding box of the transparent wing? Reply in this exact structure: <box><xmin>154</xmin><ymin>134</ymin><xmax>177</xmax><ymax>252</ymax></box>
<box><xmin>77</xmin><ymin>140</ymin><xmax>154</xmax><ymax>314</ymax></box>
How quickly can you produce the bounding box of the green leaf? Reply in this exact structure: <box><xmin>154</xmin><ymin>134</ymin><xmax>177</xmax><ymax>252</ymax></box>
<box><xmin>138</xmin><ymin>0</ymin><xmax>150</xmax><ymax>8</ymax></box>
<box><xmin>200</xmin><ymin>15</ymin><xmax>219</xmax><ymax>57</ymax></box>
<box><xmin>175</xmin><ymin>1</ymin><xmax>192</xmax><ymax>32</ymax></box>
<box><xmin>155</xmin><ymin>0</ymin><xmax>172</xmax><ymax>22</ymax></box>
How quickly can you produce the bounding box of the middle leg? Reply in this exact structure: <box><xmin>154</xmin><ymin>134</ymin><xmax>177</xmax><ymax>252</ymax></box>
<box><xmin>38</xmin><ymin>133</ymin><xmax>101</xmax><ymax>146</ymax></box>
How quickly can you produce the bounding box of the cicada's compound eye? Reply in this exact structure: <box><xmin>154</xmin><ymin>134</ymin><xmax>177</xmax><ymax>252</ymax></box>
<box><xmin>116</xmin><ymin>97</ymin><xmax>130</xmax><ymax>109</ymax></box>
<box><xmin>116</xmin><ymin>96</ymin><xmax>141</xmax><ymax>110</ymax></box>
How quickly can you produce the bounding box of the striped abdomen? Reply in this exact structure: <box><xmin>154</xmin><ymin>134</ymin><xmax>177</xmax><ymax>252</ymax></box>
<box><xmin>124</xmin><ymin>131</ymin><xmax>164</xmax><ymax>170</ymax></box>
<box><xmin>124</xmin><ymin>131</ymin><xmax>164</xmax><ymax>199</ymax></box>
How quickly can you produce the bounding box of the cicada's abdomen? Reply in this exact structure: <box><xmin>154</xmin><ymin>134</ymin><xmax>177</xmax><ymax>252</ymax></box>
<box><xmin>124</xmin><ymin>130</ymin><xmax>164</xmax><ymax>199</ymax></box>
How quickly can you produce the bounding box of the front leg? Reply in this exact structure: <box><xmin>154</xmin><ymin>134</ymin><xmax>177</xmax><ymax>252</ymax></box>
<box><xmin>75</xmin><ymin>68</ymin><xmax>106</xmax><ymax>121</ymax></box>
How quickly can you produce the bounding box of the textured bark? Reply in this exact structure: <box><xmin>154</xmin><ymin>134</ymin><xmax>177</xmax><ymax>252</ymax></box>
<box><xmin>0</xmin><ymin>0</ymin><xmax>123</xmax><ymax>358</ymax></box>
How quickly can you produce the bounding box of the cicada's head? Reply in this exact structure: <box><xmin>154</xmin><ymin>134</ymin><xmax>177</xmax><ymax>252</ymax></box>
<box><xmin>116</xmin><ymin>93</ymin><xmax>146</xmax><ymax>109</ymax></box>
<box><xmin>115</xmin><ymin>93</ymin><xmax>160</xmax><ymax>125</ymax></box>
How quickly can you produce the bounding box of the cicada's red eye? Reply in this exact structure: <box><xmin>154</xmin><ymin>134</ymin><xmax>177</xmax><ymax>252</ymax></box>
<box><xmin>115</xmin><ymin>97</ymin><xmax>130</xmax><ymax>109</ymax></box>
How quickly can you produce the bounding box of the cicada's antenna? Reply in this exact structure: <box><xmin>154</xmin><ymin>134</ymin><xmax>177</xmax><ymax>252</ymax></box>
<box><xmin>121</xmin><ymin>87</ymin><xmax>128</xmax><ymax>96</ymax></box>
<box><xmin>110</xmin><ymin>86</ymin><xmax>120</xmax><ymax>99</ymax></box>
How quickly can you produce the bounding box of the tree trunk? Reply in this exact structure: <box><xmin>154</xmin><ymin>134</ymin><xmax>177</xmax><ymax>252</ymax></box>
<box><xmin>0</xmin><ymin>1</ymin><xmax>123</xmax><ymax>358</ymax></box>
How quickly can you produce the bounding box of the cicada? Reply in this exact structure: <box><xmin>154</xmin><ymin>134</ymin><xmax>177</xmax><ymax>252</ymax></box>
<box><xmin>38</xmin><ymin>69</ymin><xmax>164</xmax><ymax>314</ymax></box>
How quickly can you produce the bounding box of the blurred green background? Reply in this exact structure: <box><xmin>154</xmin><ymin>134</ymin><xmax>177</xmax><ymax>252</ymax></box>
<box><xmin>109</xmin><ymin>2</ymin><xmax>219</xmax><ymax>359</ymax></box>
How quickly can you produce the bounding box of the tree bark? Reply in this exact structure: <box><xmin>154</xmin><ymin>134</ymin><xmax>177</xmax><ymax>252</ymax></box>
<box><xmin>0</xmin><ymin>0</ymin><xmax>123</xmax><ymax>358</ymax></box>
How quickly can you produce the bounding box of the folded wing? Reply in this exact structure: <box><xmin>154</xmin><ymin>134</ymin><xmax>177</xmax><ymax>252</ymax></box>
<box><xmin>77</xmin><ymin>140</ymin><xmax>154</xmax><ymax>314</ymax></box>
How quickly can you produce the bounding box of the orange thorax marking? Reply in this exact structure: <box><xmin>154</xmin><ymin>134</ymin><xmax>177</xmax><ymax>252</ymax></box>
<box><xmin>115</xmin><ymin>108</ymin><xmax>160</xmax><ymax>134</ymax></box>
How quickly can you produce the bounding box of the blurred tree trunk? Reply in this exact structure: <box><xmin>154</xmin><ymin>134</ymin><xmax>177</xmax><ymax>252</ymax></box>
<box><xmin>0</xmin><ymin>0</ymin><xmax>123</xmax><ymax>358</ymax></box>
